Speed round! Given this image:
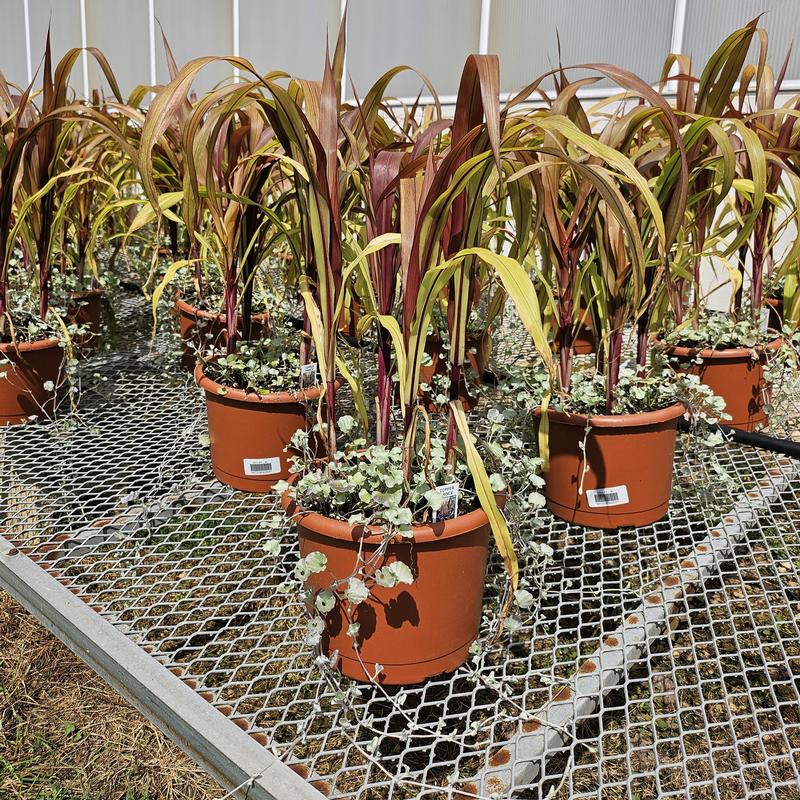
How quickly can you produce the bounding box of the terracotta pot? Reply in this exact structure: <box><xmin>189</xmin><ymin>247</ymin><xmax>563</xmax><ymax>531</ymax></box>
<box><xmin>419</xmin><ymin>330</ymin><xmax>492</xmax><ymax>412</ymax></box>
<box><xmin>195</xmin><ymin>362</ymin><xmax>324</xmax><ymax>492</ymax></box>
<box><xmin>766</xmin><ymin>297</ymin><xmax>783</xmax><ymax>331</ymax></box>
<box><xmin>283</xmin><ymin>492</ymin><xmax>492</xmax><ymax>685</ymax></box>
<box><xmin>663</xmin><ymin>338</ymin><xmax>782</xmax><ymax>431</ymax></box>
<box><xmin>68</xmin><ymin>288</ymin><xmax>103</xmax><ymax>354</ymax></box>
<box><xmin>552</xmin><ymin>308</ymin><xmax>596</xmax><ymax>355</ymax></box>
<box><xmin>536</xmin><ymin>403</ymin><xmax>685</xmax><ymax>529</ymax></box>
<box><xmin>175</xmin><ymin>295</ymin><xmax>268</xmax><ymax>369</ymax></box>
<box><xmin>0</xmin><ymin>338</ymin><xmax>64</xmax><ymax>426</ymax></box>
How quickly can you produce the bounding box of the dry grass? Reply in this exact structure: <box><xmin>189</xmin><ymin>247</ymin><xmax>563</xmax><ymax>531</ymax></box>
<box><xmin>0</xmin><ymin>590</ymin><xmax>219</xmax><ymax>800</ymax></box>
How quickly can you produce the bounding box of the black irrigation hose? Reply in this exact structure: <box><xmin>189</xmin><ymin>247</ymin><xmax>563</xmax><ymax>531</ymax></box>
<box><xmin>678</xmin><ymin>417</ymin><xmax>800</xmax><ymax>461</ymax></box>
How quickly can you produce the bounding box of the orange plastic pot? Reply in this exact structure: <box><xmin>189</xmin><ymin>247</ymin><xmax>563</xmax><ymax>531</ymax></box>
<box><xmin>0</xmin><ymin>338</ymin><xmax>64</xmax><ymax>425</ymax></box>
<box><xmin>766</xmin><ymin>297</ymin><xmax>783</xmax><ymax>331</ymax></box>
<box><xmin>663</xmin><ymin>338</ymin><xmax>782</xmax><ymax>431</ymax></box>
<box><xmin>68</xmin><ymin>288</ymin><xmax>104</xmax><ymax>354</ymax></box>
<box><xmin>552</xmin><ymin>308</ymin><xmax>596</xmax><ymax>355</ymax></box>
<box><xmin>282</xmin><ymin>492</ymin><xmax>492</xmax><ymax>685</ymax></box>
<box><xmin>536</xmin><ymin>403</ymin><xmax>685</xmax><ymax>529</ymax></box>
<box><xmin>195</xmin><ymin>362</ymin><xmax>324</xmax><ymax>492</ymax></box>
<box><xmin>176</xmin><ymin>295</ymin><xmax>268</xmax><ymax>369</ymax></box>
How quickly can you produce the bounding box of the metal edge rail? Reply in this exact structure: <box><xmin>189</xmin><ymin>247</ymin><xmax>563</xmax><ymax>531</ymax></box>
<box><xmin>0</xmin><ymin>533</ymin><xmax>325</xmax><ymax>800</ymax></box>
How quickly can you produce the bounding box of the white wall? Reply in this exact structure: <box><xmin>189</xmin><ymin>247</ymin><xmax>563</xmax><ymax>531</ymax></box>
<box><xmin>3</xmin><ymin>1</ymin><xmax>800</xmax><ymax>100</ymax></box>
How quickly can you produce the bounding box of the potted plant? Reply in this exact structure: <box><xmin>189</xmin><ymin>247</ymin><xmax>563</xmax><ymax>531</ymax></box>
<box><xmin>506</xmin><ymin>57</ymin><xmax>708</xmax><ymax>529</ymax></box>
<box><xmin>1</xmin><ymin>39</ymin><xmax>120</xmax><ymax>423</ymax></box>
<box><xmin>275</xmin><ymin>38</ymin><xmax>553</xmax><ymax>684</ymax></box>
<box><xmin>140</xmin><ymin>55</ymin><xmax>326</xmax><ymax>491</ymax></box>
<box><xmin>52</xmin><ymin>102</ymin><xmax>132</xmax><ymax>354</ymax></box>
<box><xmin>660</xmin><ymin>22</ymin><xmax>796</xmax><ymax>431</ymax></box>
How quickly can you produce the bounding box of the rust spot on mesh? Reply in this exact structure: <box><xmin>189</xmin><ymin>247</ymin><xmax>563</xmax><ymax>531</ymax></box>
<box><xmin>552</xmin><ymin>686</ymin><xmax>573</xmax><ymax>702</ymax></box>
<box><xmin>723</xmin><ymin>516</ymin><xmax>735</xmax><ymax>524</ymax></box>
<box><xmin>697</xmin><ymin>545</ymin><xmax>709</xmax><ymax>553</ymax></box>
<box><xmin>711</xmin><ymin>530</ymin><xmax>722</xmax><ymax>538</ymax></box>
<box><xmin>579</xmin><ymin>660</ymin><xmax>598</xmax><ymax>673</ymax></box>
<box><xmin>182</xmin><ymin>678</ymin><xmax>198</xmax><ymax>690</ymax></box>
<box><xmin>646</xmin><ymin>593</ymin><xmax>661</xmax><ymax>604</ymax></box>
<box><xmin>90</xmin><ymin>604</ymin><xmax>103</xmax><ymax>612</ymax></box>
<box><xmin>291</xmin><ymin>764</ymin><xmax>310</xmax><ymax>779</ymax></box>
<box><xmin>310</xmin><ymin>781</ymin><xmax>332</xmax><ymax>796</ymax></box>
<box><xmin>488</xmin><ymin>747</ymin><xmax>511</xmax><ymax>767</ymax></box>
<box><xmin>627</xmin><ymin>614</ymin><xmax>640</xmax><ymax>624</ymax></box>
<box><xmin>143</xmin><ymin>645</ymin><xmax>154</xmax><ymax>654</ymax></box>
<box><xmin>169</xmin><ymin>666</ymin><xmax>183</xmax><ymax>677</ymax></box>
<box><xmin>680</xmin><ymin>559</ymin><xmax>695</xmax><ymax>569</ymax></box>
<box><xmin>218</xmin><ymin>705</ymin><xmax>234</xmax><ymax>717</ymax></box>
<box><xmin>69</xmin><ymin>587</ymin><xmax>81</xmax><ymax>596</ymax></box>
<box><xmin>249</xmin><ymin>732</ymin><xmax>269</xmax><ymax>746</ymax></box>
<box><xmin>486</xmin><ymin>777</ymin><xmax>507</xmax><ymax>794</ymax></box>
<box><xmin>199</xmin><ymin>691</ymin><xmax>214</xmax><ymax>702</ymax></box>
<box><xmin>91</xmin><ymin>517</ymin><xmax>114</xmax><ymax>528</ymax></box>
<box><xmin>522</xmin><ymin>719</ymin><xmax>541</xmax><ymax>732</ymax></box>
<box><xmin>453</xmin><ymin>783</ymin><xmax>479</xmax><ymax>800</ymax></box>
<box><xmin>233</xmin><ymin>718</ymin><xmax>249</xmax><ymax>731</ymax></box>
<box><xmin>604</xmin><ymin>635</ymin><xmax>620</xmax><ymax>647</ymax></box>
<box><xmin>663</xmin><ymin>576</ymin><xmax>680</xmax><ymax>588</ymax></box>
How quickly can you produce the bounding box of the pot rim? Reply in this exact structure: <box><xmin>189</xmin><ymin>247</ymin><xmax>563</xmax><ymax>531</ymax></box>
<box><xmin>0</xmin><ymin>336</ymin><xmax>62</xmax><ymax>355</ymax></box>
<box><xmin>175</xmin><ymin>292</ymin><xmax>270</xmax><ymax>323</ymax></box>
<box><xmin>281</xmin><ymin>485</ymin><xmax>493</xmax><ymax>545</ymax></box>
<box><xmin>195</xmin><ymin>360</ymin><xmax>326</xmax><ymax>405</ymax></box>
<box><xmin>659</xmin><ymin>335</ymin><xmax>782</xmax><ymax>360</ymax></box>
<box><xmin>69</xmin><ymin>287</ymin><xmax>105</xmax><ymax>300</ymax></box>
<box><xmin>535</xmin><ymin>401</ymin><xmax>686</xmax><ymax>428</ymax></box>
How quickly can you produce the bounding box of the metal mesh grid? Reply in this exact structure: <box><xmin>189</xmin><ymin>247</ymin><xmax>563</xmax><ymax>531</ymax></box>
<box><xmin>1</xmin><ymin>291</ymin><xmax>799</xmax><ymax>799</ymax></box>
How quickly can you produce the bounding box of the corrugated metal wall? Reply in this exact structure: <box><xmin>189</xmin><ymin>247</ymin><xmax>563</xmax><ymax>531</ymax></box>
<box><xmin>2</xmin><ymin>1</ymin><xmax>800</xmax><ymax>99</ymax></box>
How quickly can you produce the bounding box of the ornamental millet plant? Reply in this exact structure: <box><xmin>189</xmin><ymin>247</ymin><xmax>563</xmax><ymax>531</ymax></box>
<box><xmin>17</xmin><ymin>36</ymin><xmax>122</xmax><ymax>321</ymax></box>
<box><xmin>728</xmin><ymin>32</ymin><xmax>800</xmax><ymax>327</ymax></box>
<box><xmin>140</xmin><ymin>57</ymin><xmax>294</xmax><ymax>355</ymax></box>
<box><xmin>504</xmin><ymin>63</ymin><xmax>686</xmax><ymax>411</ymax></box>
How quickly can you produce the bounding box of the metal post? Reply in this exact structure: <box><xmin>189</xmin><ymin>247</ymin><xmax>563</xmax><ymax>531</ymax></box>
<box><xmin>148</xmin><ymin>0</ymin><xmax>156</xmax><ymax>88</ymax></box>
<box><xmin>339</xmin><ymin>0</ymin><xmax>347</xmax><ymax>102</ymax></box>
<box><xmin>79</xmin><ymin>0</ymin><xmax>89</xmax><ymax>98</ymax></box>
<box><xmin>232</xmin><ymin>0</ymin><xmax>240</xmax><ymax>81</ymax></box>
<box><xmin>479</xmin><ymin>0</ymin><xmax>491</xmax><ymax>55</ymax></box>
<box><xmin>667</xmin><ymin>0</ymin><xmax>688</xmax><ymax>93</ymax></box>
<box><xmin>23</xmin><ymin>0</ymin><xmax>32</xmax><ymax>84</ymax></box>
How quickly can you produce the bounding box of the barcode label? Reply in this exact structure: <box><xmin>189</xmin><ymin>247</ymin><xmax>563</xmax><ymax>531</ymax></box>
<box><xmin>586</xmin><ymin>485</ymin><xmax>630</xmax><ymax>508</ymax></box>
<box><xmin>243</xmin><ymin>457</ymin><xmax>281</xmax><ymax>476</ymax></box>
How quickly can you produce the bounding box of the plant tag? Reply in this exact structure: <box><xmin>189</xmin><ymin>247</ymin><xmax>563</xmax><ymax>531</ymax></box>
<box><xmin>300</xmin><ymin>362</ymin><xmax>318</xmax><ymax>389</ymax></box>
<box><xmin>243</xmin><ymin>457</ymin><xmax>281</xmax><ymax>476</ymax></box>
<box><xmin>586</xmin><ymin>485</ymin><xmax>630</xmax><ymax>508</ymax></box>
<box><xmin>760</xmin><ymin>307</ymin><xmax>770</xmax><ymax>333</ymax></box>
<box><xmin>433</xmin><ymin>482</ymin><xmax>459</xmax><ymax>522</ymax></box>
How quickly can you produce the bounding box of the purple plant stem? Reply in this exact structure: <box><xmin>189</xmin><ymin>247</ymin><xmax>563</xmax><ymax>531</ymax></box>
<box><xmin>605</xmin><ymin>328</ymin><xmax>622</xmax><ymax>414</ymax></box>
<box><xmin>224</xmin><ymin>255</ymin><xmax>238</xmax><ymax>356</ymax></box>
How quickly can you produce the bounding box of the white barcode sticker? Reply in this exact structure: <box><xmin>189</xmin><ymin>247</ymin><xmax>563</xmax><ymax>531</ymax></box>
<box><xmin>433</xmin><ymin>482</ymin><xmax>460</xmax><ymax>522</ymax></box>
<box><xmin>243</xmin><ymin>457</ymin><xmax>281</xmax><ymax>476</ymax></box>
<box><xmin>300</xmin><ymin>362</ymin><xmax>318</xmax><ymax>389</ymax></box>
<box><xmin>586</xmin><ymin>485</ymin><xmax>630</xmax><ymax>508</ymax></box>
